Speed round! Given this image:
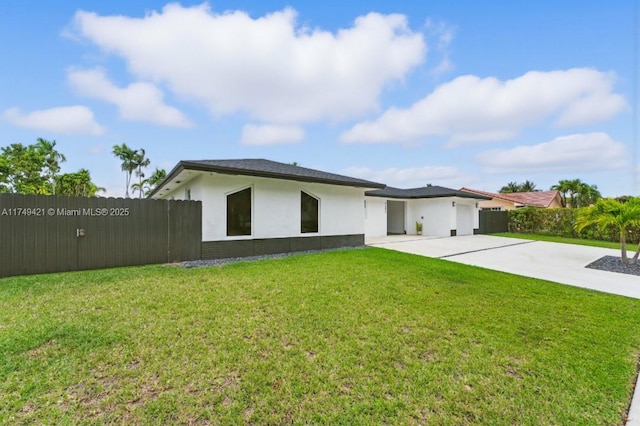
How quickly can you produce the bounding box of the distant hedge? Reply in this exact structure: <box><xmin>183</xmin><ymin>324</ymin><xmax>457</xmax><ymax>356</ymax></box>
<box><xmin>507</xmin><ymin>207</ymin><xmax>640</xmax><ymax>243</ymax></box>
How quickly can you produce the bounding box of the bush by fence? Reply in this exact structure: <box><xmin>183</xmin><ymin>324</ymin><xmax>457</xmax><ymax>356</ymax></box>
<box><xmin>508</xmin><ymin>207</ymin><xmax>640</xmax><ymax>243</ymax></box>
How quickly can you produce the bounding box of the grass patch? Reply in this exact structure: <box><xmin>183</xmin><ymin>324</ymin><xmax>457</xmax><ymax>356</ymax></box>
<box><xmin>1</xmin><ymin>248</ymin><xmax>640</xmax><ymax>424</ymax></box>
<box><xmin>493</xmin><ymin>232</ymin><xmax>638</xmax><ymax>251</ymax></box>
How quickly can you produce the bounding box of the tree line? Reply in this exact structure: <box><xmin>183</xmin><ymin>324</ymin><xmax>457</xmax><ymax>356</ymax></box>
<box><xmin>498</xmin><ymin>179</ymin><xmax>602</xmax><ymax>208</ymax></box>
<box><xmin>0</xmin><ymin>138</ymin><xmax>166</xmax><ymax>198</ymax></box>
<box><xmin>0</xmin><ymin>138</ymin><xmax>102</xmax><ymax>196</ymax></box>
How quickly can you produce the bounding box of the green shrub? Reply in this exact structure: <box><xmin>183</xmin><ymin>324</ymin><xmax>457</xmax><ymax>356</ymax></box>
<box><xmin>508</xmin><ymin>207</ymin><xmax>640</xmax><ymax>243</ymax></box>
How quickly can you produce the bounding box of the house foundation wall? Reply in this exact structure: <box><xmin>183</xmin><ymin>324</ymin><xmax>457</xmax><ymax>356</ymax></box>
<box><xmin>201</xmin><ymin>234</ymin><xmax>364</xmax><ymax>260</ymax></box>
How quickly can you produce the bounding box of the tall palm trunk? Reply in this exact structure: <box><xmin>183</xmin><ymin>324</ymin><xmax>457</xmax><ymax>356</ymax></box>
<box><xmin>631</xmin><ymin>244</ymin><xmax>640</xmax><ymax>264</ymax></box>
<box><xmin>620</xmin><ymin>230</ymin><xmax>629</xmax><ymax>263</ymax></box>
<box><xmin>619</xmin><ymin>231</ymin><xmax>639</xmax><ymax>264</ymax></box>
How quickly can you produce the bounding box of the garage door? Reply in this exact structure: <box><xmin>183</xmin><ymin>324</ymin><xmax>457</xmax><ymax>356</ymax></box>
<box><xmin>456</xmin><ymin>204</ymin><xmax>473</xmax><ymax>236</ymax></box>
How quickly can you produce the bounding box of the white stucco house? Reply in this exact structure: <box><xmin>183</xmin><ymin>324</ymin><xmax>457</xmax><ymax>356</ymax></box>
<box><xmin>365</xmin><ymin>186</ymin><xmax>491</xmax><ymax>238</ymax></box>
<box><xmin>148</xmin><ymin>159</ymin><xmax>490</xmax><ymax>259</ymax></box>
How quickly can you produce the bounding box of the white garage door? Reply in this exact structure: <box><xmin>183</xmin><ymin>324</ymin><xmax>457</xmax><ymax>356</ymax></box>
<box><xmin>456</xmin><ymin>204</ymin><xmax>473</xmax><ymax>236</ymax></box>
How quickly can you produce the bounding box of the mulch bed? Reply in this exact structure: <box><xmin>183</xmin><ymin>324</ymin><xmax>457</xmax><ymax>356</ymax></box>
<box><xmin>586</xmin><ymin>255</ymin><xmax>640</xmax><ymax>277</ymax></box>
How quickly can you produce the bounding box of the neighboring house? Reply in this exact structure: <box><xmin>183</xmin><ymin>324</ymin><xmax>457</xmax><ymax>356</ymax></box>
<box><xmin>460</xmin><ymin>188</ymin><xmax>563</xmax><ymax>211</ymax></box>
<box><xmin>365</xmin><ymin>186</ymin><xmax>491</xmax><ymax>238</ymax></box>
<box><xmin>148</xmin><ymin>159</ymin><xmax>385</xmax><ymax>259</ymax></box>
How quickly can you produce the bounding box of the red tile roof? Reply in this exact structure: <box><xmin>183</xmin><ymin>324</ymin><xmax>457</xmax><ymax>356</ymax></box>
<box><xmin>460</xmin><ymin>188</ymin><xmax>561</xmax><ymax>208</ymax></box>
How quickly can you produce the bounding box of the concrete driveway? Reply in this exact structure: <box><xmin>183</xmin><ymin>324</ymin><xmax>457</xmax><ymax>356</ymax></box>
<box><xmin>366</xmin><ymin>235</ymin><xmax>640</xmax><ymax>300</ymax></box>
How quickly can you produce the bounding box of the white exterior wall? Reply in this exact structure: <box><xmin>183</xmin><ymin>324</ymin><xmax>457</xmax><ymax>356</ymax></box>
<box><xmin>453</xmin><ymin>198</ymin><xmax>479</xmax><ymax>235</ymax></box>
<box><xmin>164</xmin><ymin>175</ymin><xmax>202</xmax><ymax>201</ymax></box>
<box><xmin>406</xmin><ymin>199</ymin><xmax>453</xmax><ymax>237</ymax></box>
<box><xmin>364</xmin><ymin>197</ymin><xmax>455</xmax><ymax>238</ymax></box>
<box><xmin>363</xmin><ymin>197</ymin><xmax>481</xmax><ymax>238</ymax></box>
<box><xmin>364</xmin><ymin>197</ymin><xmax>387</xmax><ymax>238</ymax></box>
<box><xmin>168</xmin><ymin>173</ymin><xmax>366</xmax><ymax>241</ymax></box>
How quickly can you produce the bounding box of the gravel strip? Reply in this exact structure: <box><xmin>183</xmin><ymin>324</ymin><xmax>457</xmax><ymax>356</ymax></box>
<box><xmin>586</xmin><ymin>255</ymin><xmax>640</xmax><ymax>276</ymax></box>
<box><xmin>181</xmin><ymin>246</ymin><xmax>365</xmax><ymax>269</ymax></box>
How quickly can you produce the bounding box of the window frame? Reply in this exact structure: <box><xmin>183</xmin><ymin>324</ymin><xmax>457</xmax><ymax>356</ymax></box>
<box><xmin>300</xmin><ymin>190</ymin><xmax>320</xmax><ymax>234</ymax></box>
<box><xmin>226</xmin><ymin>186</ymin><xmax>253</xmax><ymax>237</ymax></box>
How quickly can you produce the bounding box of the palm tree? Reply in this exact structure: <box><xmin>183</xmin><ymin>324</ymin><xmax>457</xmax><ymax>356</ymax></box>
<box><xmin>131</xmin><ymin>181</ymin><xmax>148</xmax><ymax>198</ymax></box>
<box><xmin>131</xmin><ymin>168</ymin><xmax>166</xmax><ymax>198</ymax></box>
<box><xmin>519</xmin><ymin>180</ymin><xmax>537</xmax><ymax>192</ymax></box>
<box><xmin>575</xmin><ymin>198</ymin><xmax>640</xmax><ymax>264</ymax></box>
<box><xmin>147</xmin><ymin>168</ymin><xmax>166</xmax><ymax>189</ymax></box>
<box><xmin>132</xmin><ymin>148</ymin><xmax>151</xmax><ymax>199</ymax></box>
<box><xmin>576</xmin><ymin>183</ymin><xmax>601</xmax><ymax>208</ymax></box>
<box><xmin>499</xmin><ymin>182</ymin><xmax>520</xmax><ymax>193</ymax></box>
<box><xmin>551</xmin><ymin>179</ymin><xmax>582</xmax><ymax>208</ymax></box>
<box><xmin>36</xmin><ymin>138</ymin><xmax>66</xmax><ymax>195</ymax></box>
<box><xmin>112</xmin><ymin>143</ymin><xmax>137</xmax><ymax>198</ymax></box>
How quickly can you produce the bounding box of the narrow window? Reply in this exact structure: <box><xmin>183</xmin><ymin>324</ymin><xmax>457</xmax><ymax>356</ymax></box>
<box><xmin>301</xmin><ymin>191</ymin><xmax>319</xmax><ymax>233</ymax></box>
<box><xmin>227</xmin><ymin>187</ymin><xmax>252</xmax><ymax>236</ymax></box>
<box><xmin>185</xmin><ymin>188</ymin><xmax>191</xmax><ymax>200</ymax></box>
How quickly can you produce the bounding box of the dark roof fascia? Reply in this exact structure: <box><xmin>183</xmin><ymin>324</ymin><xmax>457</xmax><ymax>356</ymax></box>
<box><xmin>366</xmin><ymin>188</ymin><xmax>492</xmax><ymax>200</ymax></box>
<box><xmin>147</xmin><ymin>162</ymin><xmax>187</xmax><ymax>198</ymax></box>
<box><xmin>367</xmin><ymin>193</ymin><xmax>490</xmax><ymax>200</ymax></box>
<box><xmin>180</xmin><ymin>160</ymin><xmax>385</xmax><ymax>188</ymax></box>
<box><xmin>148</xmin><ymin>160</ymin><xmax>385</xmax><ymax>197</ymax></box>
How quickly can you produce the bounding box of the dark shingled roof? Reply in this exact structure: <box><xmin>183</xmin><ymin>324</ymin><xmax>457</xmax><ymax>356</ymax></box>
<box><xmin>366</xmin><ymin>186</ymin><xmax>492</xmax><ymax>200</ymax></box>
<box><xmin>148</xmin><ymin>159</ymin><xmax>385</xmax><ymax>197</ymax></box>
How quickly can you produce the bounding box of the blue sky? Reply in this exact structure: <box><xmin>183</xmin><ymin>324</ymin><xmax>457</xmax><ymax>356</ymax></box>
<box><xmin>1</xmin><ymin>1</ymin><xmax>637</xmax><ymax>197</ymax></box>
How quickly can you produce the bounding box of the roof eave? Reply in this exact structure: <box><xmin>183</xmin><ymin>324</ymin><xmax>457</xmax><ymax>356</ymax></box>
<box><xmin>366</xmin><ymin>192</ymin><xmax>492</xmax><ymax>200</ymax></box>
<box><xmin>146</xmin><ymin>162</ymin><xmax>187</xmax><ymax>198</ymax></box>
<box><xmin>151</xmin><ymin>161</ymin><xmax>385</xmax><ymax>196</ymax></box>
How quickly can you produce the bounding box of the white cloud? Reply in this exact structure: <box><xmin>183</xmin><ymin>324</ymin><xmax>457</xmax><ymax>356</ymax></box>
<box><xmin>340</xmin><ymin>68</ymin><xmax>627</xmax><ymax>145</ymax></box>
<box><xmin>68</xmin><ymin>68</ymin><xmax>192</xmax><ymax>127</ymax></box>
<box><xmin>71</xmin><ymin>5</ymin><xmax>425</xmax><ymax>123</ymax></box>
<box><xmin>424</xmin><ymin>19</ymin><xmax>455</xmax><ymax>75</ymax></box>
<box><xmin>476</xmin><ymin>132</ymin><xmax>627</xmax><ymax>173</ymax></box>
<box><xmin>425</xmin><ymin>20</ymin><xmax>454</xmax><ymax>50</ymax></box>
<box><xmin>430</xmin><ymin>56</ymin><xmax>453</xmax><ymax>76</ymax></box>
<box><xmin>344</xmin><ymin>165</ymin><xmax>462</xmax><ymax>188</ymax></box>
<box><xmin>2</xmin><ymin>106</ymin><xmax>105</xmax><ymax>135</ymax></box>
<box><xmin>241</xmin><ymin>124</ymin><xmax>304</xmax><ymax>145</ymax></box>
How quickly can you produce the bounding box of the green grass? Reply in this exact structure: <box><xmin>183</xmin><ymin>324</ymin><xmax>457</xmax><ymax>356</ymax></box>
<box><xmin>493</xmin><ymin>232</ymin><xmax>639</xmax><ymax>251</ymax></box>
<box><xmin>2</xmin><ymin>248</ymin><xmax>640</xmax><ymax>424</ymax></box>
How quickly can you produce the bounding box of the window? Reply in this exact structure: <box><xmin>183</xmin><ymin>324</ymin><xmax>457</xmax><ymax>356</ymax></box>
<box><xmin>227</xmin><ymin>187</ymin><xmax>252</xmax><ymax>236</ymax></box>
<box><xmin>184</xmin><ymin>188</ymin><xmax>191</xmax><ymax>200</ymax></box>
<box><xmin>301</xmin><ymin>191</ymin><xmax>319</xmax><ymax>233</ymax></box>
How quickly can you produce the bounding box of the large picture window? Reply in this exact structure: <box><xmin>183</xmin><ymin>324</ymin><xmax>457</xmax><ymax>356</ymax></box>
<box><xmin>301</xmin><ymin>191</ymin><xmax>319</xmax><ymax>233</ymax></box>
<box><xmin>227</xmin><ymin>187</ymin><xmax>252</xmax><ymax>236</ymax></box>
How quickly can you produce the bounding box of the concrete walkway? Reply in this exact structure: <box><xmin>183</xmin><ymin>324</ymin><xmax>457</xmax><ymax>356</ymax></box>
<box><xmin>366</xmin><ymin>234</ymin><xmax>640</xmax><ymax>425</ymax></box>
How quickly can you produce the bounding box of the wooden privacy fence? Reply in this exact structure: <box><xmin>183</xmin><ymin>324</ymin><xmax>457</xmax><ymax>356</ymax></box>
<box><xmin>0</xmin><ymin>194</ymin><xmax>201</xmax><ymax>278</ymax></box>
<box><xmin>478</xmin><ymin>210</ymin><xmax>509</xmax><ymax>234</ymax></box>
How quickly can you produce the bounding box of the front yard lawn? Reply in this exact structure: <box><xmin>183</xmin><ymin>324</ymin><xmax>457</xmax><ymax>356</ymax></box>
<box><xmin>1</xmin><ymin>248</ymin><xmax>640</xmax><ymax>424</ymax></box>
